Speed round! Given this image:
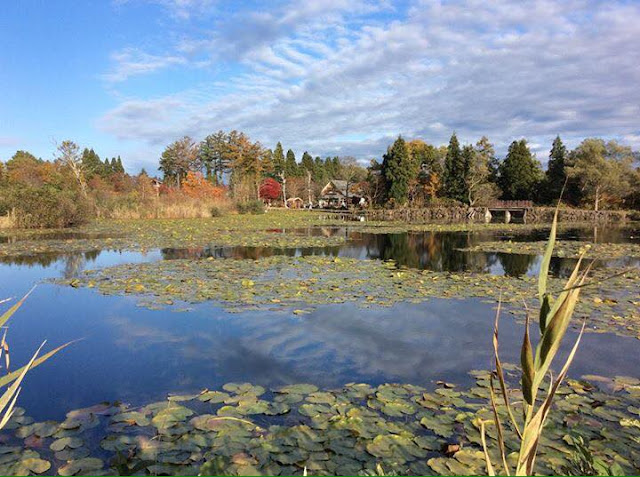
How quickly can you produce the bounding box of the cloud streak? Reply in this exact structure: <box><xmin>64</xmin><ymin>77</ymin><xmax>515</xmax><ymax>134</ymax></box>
<box><xmin>100</xmin><ymin>0</ymin><xmax>640</xmax><ymax>166</ymax></box>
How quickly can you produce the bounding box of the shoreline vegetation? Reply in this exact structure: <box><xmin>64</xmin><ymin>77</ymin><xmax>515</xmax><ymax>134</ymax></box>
<box><xmin>1</xmin><ymin>132</ymin><xmax>639</xmax><ymax>230</ymax></box>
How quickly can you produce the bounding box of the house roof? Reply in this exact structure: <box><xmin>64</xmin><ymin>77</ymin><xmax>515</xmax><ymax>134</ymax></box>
<box><xmin>330</xmin><ymin>180</ymin><xmax>348</xmax><ymax>193</ymax></box>
<box><xmin>321</xmin><ymin>180</ymin><xmax>363</xmax><ymax>198</ymax></box>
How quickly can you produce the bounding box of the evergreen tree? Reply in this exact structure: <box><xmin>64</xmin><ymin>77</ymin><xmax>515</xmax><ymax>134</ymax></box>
<box><xmin>285</xmin><ymin>149</ymin><xmax>298</xmax><ymax>177</ymax></box>
<box><xmin>499</xmin><ymin>139</ymin><xmax>543</xmax><ymax>200</ymax></box>
<box><xmin>544</xmin><ymin>135</ymin><xmax>567</xmax><ymax>203</ymax></box>
<box><xmin>261</xmin><ymin>148</ymin><xmax>275</xmax><ymax>176</ymax></box>
<box><xmin>81</xmin><ymin>148</ymin><xmax>102</xmax><ymax>177</ymax></box>
<box><xmin>300</xmin><ymin>151</ymin><xmax>314</xmax><ymax>175</ymax></box>
<box><xmin>116</xmin><ymin>156</ymin><xmax>124</xmax><ymax>173</ymax></box>
<box><xmin>273</xmin><ymin>142</ymin><xmax>285</xmax><ymax>175</ymax></box>
<box><xmin>313</xmin><ymin>156</ymin><xmax>326</xmax><ymax>184</ymax></box>
<box><xmin>460</xmin><ymin>144</ymin><xmax>474</xmax><ymax>196</ymax></box>
<box><xmin>443</xmin><ymin>133</ymin><xmax>466</xmax><ymax>201</ymax></box>
<box><xmin>103</xmin><ymin>158</ymin><xmax>112</xmax><ymax>175</ymax></box>
<box><xmin>332</xmin><ymin>157</ymin><xmax>342</xmax><ymax>179</ymax></box>
<box><xmin>324</xmin><ymin>157</ymin><xmax>335</xmax><ymax>178</ymax></box>
<box><xmin>381</xmin><ymin>136</ymin><xmax>412</xmax><ymax>205</ymax></box>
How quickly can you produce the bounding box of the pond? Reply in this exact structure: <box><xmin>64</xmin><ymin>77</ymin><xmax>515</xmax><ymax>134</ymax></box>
<box><xmin>0</xmin><ymin>219</ymin><xmax>639</xmax><ymax>475</ymax></box>
<box><xmin>1</xmin><ymin>223</ymin><xmax>638</xmax><ymax>419</ymax></box>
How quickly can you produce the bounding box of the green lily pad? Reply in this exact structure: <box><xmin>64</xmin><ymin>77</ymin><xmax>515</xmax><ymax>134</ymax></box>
<box><xmin>50</xmin><ymin>437</ymin><xmax>83</xmax><ymax>452</ymax></box>
<box><xmin>277</xmin><ymin>384</ymin><xmax>318</xmax><ymax>395</ymax></box>
<box><xmin>58</xmin><ymin>457</ymin><xmax>103</xmax><ymax>476</ymax></box>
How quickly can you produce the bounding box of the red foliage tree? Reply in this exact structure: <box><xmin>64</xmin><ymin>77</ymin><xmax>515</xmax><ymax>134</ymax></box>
<box><xmin>259</xmin><ymin>177</ymin><xmax>282</xmax><ymax>201</ymax></box>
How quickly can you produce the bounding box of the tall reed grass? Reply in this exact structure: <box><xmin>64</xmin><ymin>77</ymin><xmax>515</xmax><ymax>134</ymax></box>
<box><xmin>479</xmin><ymin>207</ymin><xmax>590</xmax><ymax>476</ymax></box>
<box><xmin>0</xmin><ymin>289</ymin><xmax>70</xmax><ymax>429</ymax></box>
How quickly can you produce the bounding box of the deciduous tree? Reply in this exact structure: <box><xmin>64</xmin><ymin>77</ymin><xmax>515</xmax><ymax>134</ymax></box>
<box><xmin>199</xmin><ymin>131</ymin><xmax>232</xmax><ymax>184</ymax></box>
<box><xmin>55</xmin><ymin>140</ymin><xmax>87</xmax><ymax>197</ymax></box>
<box><xmin>259</xmin><ymin>177</ymin><xmax>282</xmax><ymax>202</ymax></box>
<box><xmin>159</xmin><ymin>136</ymin><xmax>199</xmax><ymax>187</ymax></box>
<box><xmin>464</xmin><ymin>140</ymin><xmax>500</xmax><ymax>206</ymax></box>
<box><xmin>566</xmin><ymin>138</ymin><xmax>634</xmax><ymax>210</ymax></box>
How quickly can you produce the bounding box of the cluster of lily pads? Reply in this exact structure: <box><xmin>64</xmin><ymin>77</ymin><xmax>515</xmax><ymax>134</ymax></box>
<box><xmin>0</xmin><ymin>370</ymin><xmax>638</xmax><ymax>476</ymax></box>
<box><xmin>459</xmin><ymin>240</ymin><xmax>640</xmax><ymax>260</ymax></box>
<box><xmin>0</xmin><ymin>211</ymin><xmax>596</xmax><ymax>259</ymax></box>
<box><xmin>0</xmin><ymin>230</ymin><xmax>346</xmax><ymax>258</ymax></box>
<box><xmin>60</xmin><ymin>255</ymin><xmax>640</xmax><ymax>339</ymax></box>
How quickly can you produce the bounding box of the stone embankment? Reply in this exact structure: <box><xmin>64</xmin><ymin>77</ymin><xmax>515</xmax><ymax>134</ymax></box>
<box><xmin>364</xmin><ymin>206</ymin><xmax>628</xmax><ymax>223</ymax></box>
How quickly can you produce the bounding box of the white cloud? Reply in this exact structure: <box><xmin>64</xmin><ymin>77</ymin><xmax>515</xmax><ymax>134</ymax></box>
<box><xmin>101</xmin><ymin>48</ymin><xmax>189</xmax><ymax>83</ymax></box>
<box><xmin>101</xmin><ymin>0</ymin><xmax>640</xmax><ymax>167</ymax></box>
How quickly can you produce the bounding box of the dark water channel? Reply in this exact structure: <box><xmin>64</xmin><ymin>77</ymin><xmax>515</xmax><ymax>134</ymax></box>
<box><xmin>0</xmin><ymin>224</ymin><xmax>638</xmax><ymax>421</ymax></box>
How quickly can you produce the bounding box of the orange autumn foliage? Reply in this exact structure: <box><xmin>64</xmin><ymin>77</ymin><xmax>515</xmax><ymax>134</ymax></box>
<box><xmin>181</xmin><ymin>171</ymin><xmax>225</xmax><ymax>199</ymax></box>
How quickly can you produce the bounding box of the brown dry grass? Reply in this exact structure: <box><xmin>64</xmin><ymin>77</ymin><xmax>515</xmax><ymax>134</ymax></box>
<box><xmin>104</xmin><ymin>197</ymin><xmax>234</xmax><ymax>219</ymax></box>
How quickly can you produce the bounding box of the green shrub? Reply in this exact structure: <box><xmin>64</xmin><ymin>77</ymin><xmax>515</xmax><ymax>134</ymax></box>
<box><xmin>7</xmin><ymin>186</ymin><xmax>93</xmax><ymax>228</ymax></box>
<box><xmin>236</xmin><ymin>200</ymin><xmax>265</xmax><ymax>215</ymax></box>
<box><xmin>210</xmin><ymin>206</ymin><xmax>224</xmax><ymax>217</ymax></box>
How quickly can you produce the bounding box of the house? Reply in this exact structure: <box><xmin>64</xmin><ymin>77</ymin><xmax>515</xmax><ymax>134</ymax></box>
<box><xmin>286</xmin><ymin>197</ymin><xmax>304</xmax><ymax>209</ymax></box>
<box><xmin>150</xmin><ymin>178</ymin><xmax>163</xmax><ymax>197</ymax></box>
<box><xmin>319</xmin><ymin>180</ymin><xmax>365</xmax><ymax>208</ymax></box>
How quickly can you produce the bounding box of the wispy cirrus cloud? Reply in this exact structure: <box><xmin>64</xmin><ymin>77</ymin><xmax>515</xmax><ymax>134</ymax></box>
<box><xmin>101</xmin><ymin>48</ymin><xmax>189</xmax><ymax>83</ymax></box>
<box><xmin>100</xmin><ymin>0</ymin><xmax>640</xmax><ymax>166</ymax></box>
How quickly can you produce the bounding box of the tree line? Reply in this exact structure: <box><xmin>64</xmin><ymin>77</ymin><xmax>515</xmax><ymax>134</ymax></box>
<box><xmin>375</xmin><ymin>134</ymin><xmax>639</xmax><ymax>211</ymax></box>
<box><xmin>158</xmin><ymin>131</ymin><xmax>368</xmax><ymax>204</ymax></box>
<box><xmin>1</xmin><ymin>131</ymin><xmax>638</xmax><ymax>229</ymax></box>
<box><xmin>157</xmin><ymin>130</ymin><xmax>639</xmax><ymax>211</ymax></box>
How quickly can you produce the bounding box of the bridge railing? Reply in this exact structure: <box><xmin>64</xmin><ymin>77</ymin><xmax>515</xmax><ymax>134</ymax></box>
<box><xmin>486</xmin><ymin>200</ymin><xmax>534</xmax><ymax>209</ymax></box>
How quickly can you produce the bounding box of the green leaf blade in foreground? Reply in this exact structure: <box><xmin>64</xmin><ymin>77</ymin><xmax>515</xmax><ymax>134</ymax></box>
<box><xmin>538</xmin><ymin>208</ymin><xmax>558</xmax><ymax>333</ymax></box>
<box><xmin>0</xmin><ymin>287</ymin><xmax>35</xmax><ymax>329</ymax></box>
<box><xmin>0</xmin><ymin>341</ymin><xmax>75</xmax><ymax>389</ymax></box>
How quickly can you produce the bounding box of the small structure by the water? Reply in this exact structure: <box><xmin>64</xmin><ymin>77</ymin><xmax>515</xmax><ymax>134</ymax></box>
<box><xmin>286</xmin><ymin>197</ymin><xmax>304</xmax><ymax>209</ymax></box>
<box><xmin>319</xmin><ymin>180</ymin><xmax>365</xmax><ymax>209</ymax></box>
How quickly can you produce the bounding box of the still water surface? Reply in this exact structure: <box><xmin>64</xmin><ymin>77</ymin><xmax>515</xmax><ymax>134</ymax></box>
<box><xmin>0</xmin><ymin>225</ymin><xmax>638</xmax><ymax>420</ymax></box>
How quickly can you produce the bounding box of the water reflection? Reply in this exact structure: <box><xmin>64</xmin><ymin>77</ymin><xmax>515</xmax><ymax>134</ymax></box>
<box><xmin>158</xmin><ymin>226</ymin><xmax>639</xmax><ymax>278</ymax></box>
<box><xmin>13</xmin><ymin>286</ymin><xmax>640</xmax><ymax>421</ymax></box>
<box><xmin>2</xmin><ymin>224</ymin><xmax>637</xmax><ymax>279</ymax></box>
<box><xmin>0</xmin><ymin>250</ymin><xmax>102</xmax><ymax>277</ymax></box>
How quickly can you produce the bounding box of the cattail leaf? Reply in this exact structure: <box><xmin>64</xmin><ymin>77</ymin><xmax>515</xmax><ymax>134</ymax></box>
<box><xmin>537</xmin><ymin>289</ymin><xmax>579</xmax><ymax>375</ymax></box>
<box><xmin>0</xmin><ymin>287</ymin><xmax>35</xmax><ymax>330</ymax></box>
<box><xmin>521</xmin><ymin>315</ymin><xmax>535</xmax><ymax>405</ymax></box>
<box><xmin>0</xmin><ymin>340</ymin><xmax>75</xmax><ymax>389</ymax></box>
<box><xmin>538</xmin><ymin>208</ymin><xmax>558</xmax><ymax>303</ymax></box>
<box><xmin>539</xmin><ymin>294</ymin><xmax>552</xmax><ymax>334</ymax></box>
<box><xmin>535</xmin><ymin>265</ymin><xmax>587</xmax><ymax>386</ymax></box>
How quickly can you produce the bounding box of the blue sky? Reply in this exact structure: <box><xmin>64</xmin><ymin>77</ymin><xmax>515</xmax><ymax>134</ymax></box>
<box><xmin>1</xmin><ymin>0</ymin><xmax>639</xmax><ymax>173</ymax></box>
